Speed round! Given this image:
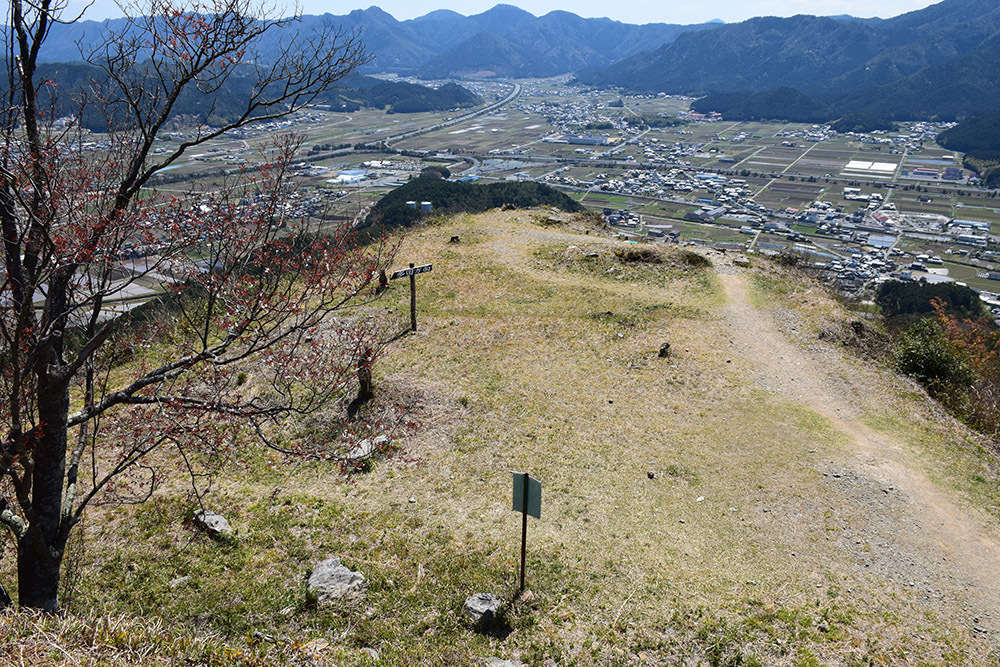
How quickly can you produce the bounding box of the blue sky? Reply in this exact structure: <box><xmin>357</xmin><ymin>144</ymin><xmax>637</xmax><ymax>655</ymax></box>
<box><xmin>70</xmin><ymin>0</ymin><xmax>941</xmax><ymax>25</ymax></box>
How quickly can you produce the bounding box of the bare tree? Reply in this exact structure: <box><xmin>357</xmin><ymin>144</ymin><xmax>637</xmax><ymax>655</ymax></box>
<box><xmin>0</xmin><ymin>0</ymin><xmax>391</xmax><ymax>612</ymax></box>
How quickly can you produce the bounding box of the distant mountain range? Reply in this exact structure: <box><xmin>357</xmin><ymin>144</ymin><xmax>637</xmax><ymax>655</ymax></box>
<box><xmin>16</xmin><ymin>0</ymin><xmax>1000</xmax><ymax>125</ymax></box>
<box><xmin>28</xmin><ymin>4</ymin><xmax>722</xmax><ymax>79</ymax></box>
<box><xmin>577</xmin><ymin>0</ymin><xmax>1000</xmax><ymax>123</ymax></box>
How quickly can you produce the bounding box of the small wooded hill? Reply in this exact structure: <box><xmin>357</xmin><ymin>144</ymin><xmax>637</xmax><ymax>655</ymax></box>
<box><xmin>937</xmin><ymin>111</ymin><xmax>1000</xmax><ymax>186</ymax></box>
<box><xmin>13</xmin><ymin>62</ymin><xmax>480</xmax><ymax>131</ymax></box>
<box><xmin>875</xmin><ymin>280</ymin><xmax>987</xmax><ymax>322</ymax></box>
<box><xmin>358</xmin><ymin>172</ymin><xmax>583</xmax><ymax>236</ymax></box>
<box><xmin>323</xmin><ymin>77</ymin><xmax>481</xmax><ymax>114</ymax></box>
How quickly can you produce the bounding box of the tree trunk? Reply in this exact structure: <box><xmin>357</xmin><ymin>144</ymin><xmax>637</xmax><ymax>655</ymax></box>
<box><xmin>17</xmin><ymin>531</ymin><xmax>61</xmax><ymax>612</ymax></box>
<box><xmin>18</xmin><ymin>373</ymin><xmax>71</xmax><ymax>612</ymax></box>
<box><xmin>357</xmin><ymin>348</ymin><xmax>374</xmax><ymax>405</ymax></box>
<box><xmin>0</xmin><ymin>580</ymin><xmax>12</xmax><ymax>609</ymax></box>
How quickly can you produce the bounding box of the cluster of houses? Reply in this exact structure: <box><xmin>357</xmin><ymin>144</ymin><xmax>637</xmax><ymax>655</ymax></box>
<box><xmin>511</xmin><ymin>94</ymin><xmax>619</xmax><ymax>139</ymax></box>
<box><xmin>543</xmin><ymin>168</ymin><xmax>755</xmax><ymax>205</ymax></box>
<box><xmin>774</xmin><ymin>126</ymin><xmax>836</xmax><ymax>143</ymax></box>
<box><xmin>838</xmin><ymin>121</ymin><xmax>957</xmax><ymax>157</ymax></box>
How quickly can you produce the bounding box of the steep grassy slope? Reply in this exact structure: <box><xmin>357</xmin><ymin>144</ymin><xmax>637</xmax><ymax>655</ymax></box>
<box><xmin>3</xmin><ymin>210</ymin><xmax>1000</xmax><ymax>665</ymax></box>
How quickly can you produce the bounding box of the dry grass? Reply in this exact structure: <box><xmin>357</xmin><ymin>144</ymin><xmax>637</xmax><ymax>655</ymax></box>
<box><xmin>2</xmin><ymin>210</ymin><xmax>998</xmax><ymax>664</ymax></box>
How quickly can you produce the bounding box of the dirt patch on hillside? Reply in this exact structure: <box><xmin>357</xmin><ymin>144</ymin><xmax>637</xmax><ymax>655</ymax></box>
<box><xmin>717</xmin><ymin>260</ymin><xmax>1000</xmax><ymax>638</ymax></box>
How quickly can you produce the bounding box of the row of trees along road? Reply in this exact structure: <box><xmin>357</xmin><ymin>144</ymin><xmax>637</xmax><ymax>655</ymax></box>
<box><xmin>1</xmin><ymin>0</ymin><xmax>396</xmax><ymax>611</ymax></box>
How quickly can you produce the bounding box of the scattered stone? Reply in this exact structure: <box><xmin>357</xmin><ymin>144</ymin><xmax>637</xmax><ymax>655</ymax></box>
<box><xmin>345</xmin><ymin>439</ymin><xmax>375</xmax><ymax>461</ymax></box>
<box><xmin>696</xmin><ymin>496</ymin><xmax>705</xmax><ymax>502</ymax></box>
<box><xmin>360</xmin><ymin>647</ymin><xmax>380</xmax><ymax>661</ymax></box>
<box><xmin>679</xmin><ymin>519</ymin><xmax>686</xmax><ymax>524</ymax></box>
<box><xmin>408</xmin><ymin>496</ymin><xmax>416</xmax><ymax>503</ymax></box>
<box><xmin>449</xmin><ymin>235</ymin><xmax>461</xmax><ymax>243</ymax></box>
<box><xmin>307</xmin><ymin>558</ymin><xmax>367</xmax><ymax>603</ymax></box>
<box><xmin>168</xmin><ymin>575</ymin><xmax>191</xmax><ymax>589</ymax></box>
<box><xmin>344</xmin><ymin>435</ymin><xmax>392</xmax><ymax>464</ymax></box>
<box><xmin>302</xmin><ymin>638</ymin><xmax>330</xmax><ymax>653</ymax></box>
<box><xmin>464</xmin><ymin>593</ymin><xmax>502</xmax><ymax>627</ymax></box>
<box><xmin>658</xmin><ymin>342</ymin><xmax>671</xmax><ymax>358</ymax></box>
<box><xmin>192</xmin><ymin>510</ymin><xmax>232</xmax><ymax>538</ymax></box>
<box><xmin>473</xmin><ymin>659</ymin><xmax>521</xmax><ymax>667</ymax></box>
<box><xmin>647</xmin><ymin>471</ymin><xmax>656</xmax><ymax>479</ymax></box>
<box><xmin>253</xmin><ymin>630</ymin><xmax>280</xmax><ymax>643</ymax></box>
<box><xmin>519</xmin><ymin>589</ymin><xmax>536</xmax><ymax>603</ymax></box>
<box><xmin>733</xmin><ymin>256</ymin><xmax>751</xmax><ymax>267</ymax></box>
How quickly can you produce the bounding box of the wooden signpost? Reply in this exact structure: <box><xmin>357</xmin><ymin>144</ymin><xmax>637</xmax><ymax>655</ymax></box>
<box><xmin>511</xmin><ymin>471</ymin><xmax>541</xmax><ymax>592</ymax></box>
<box><xmin>389</xmin><ymin>263</ymin><xmax>432</xmax><ymax>332</ymax></box>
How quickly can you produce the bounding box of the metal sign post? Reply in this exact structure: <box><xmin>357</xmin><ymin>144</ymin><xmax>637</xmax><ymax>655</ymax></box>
<box><xmin>389</xmin><ymin>263</ymin><xmax>432</xmax><ymax>332</ymax></box>
<box><xmin>511</xmin><ymin>471</ymin><xmax>541</xmax><ymax>592</ymax></box>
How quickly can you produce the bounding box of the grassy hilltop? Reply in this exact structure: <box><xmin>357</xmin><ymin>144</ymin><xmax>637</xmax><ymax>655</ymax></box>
<box><xmin>4</xmin><ymin>209</ymin><xmax>1000</xmax><ymax>665</ymax></box>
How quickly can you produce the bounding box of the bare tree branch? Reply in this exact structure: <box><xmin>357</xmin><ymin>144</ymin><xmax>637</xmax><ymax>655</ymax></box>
<box><xmin>1</xmin><ymin>0</ymin><xmax>389</xmax><ymax>612</ymax></box>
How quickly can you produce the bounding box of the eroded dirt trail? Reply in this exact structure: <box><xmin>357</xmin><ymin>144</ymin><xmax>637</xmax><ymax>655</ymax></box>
<box><xmin>719</xmin><ymin>267</ymin><xmax>1000</xmax><ymax>634</ymax></box>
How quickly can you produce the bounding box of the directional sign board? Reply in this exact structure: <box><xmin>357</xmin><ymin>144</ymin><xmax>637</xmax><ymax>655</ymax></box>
<box><xmin>390</xmin><ymin>264</ymin><xmax>432</xmax><ymax>280</ymax></box>
<box><xmin>390</xmin><ymin>263</ymin><xmax>433</xmax><ymax>332</ymax></box>
<box><xmin>512</xmin><ymin>471</ymin><xmax>541</xmax><ymax>519</ymax></box>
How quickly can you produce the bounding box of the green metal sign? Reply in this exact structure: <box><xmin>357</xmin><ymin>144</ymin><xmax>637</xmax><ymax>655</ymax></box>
<box><xmin>512</xmin><ymin>471</ymin><xmax>541</xmax><ymax>519</ymax></box>
<box><xmin>511</xmin><ymin>471</ymin><xmax>542</xmax><ymax>592</ymax></box>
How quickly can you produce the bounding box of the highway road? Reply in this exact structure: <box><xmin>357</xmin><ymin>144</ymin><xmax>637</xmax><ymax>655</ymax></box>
<box><xmin>383</xmin><ymin>82</ymin><xmax>523</xmax><ymax>148</ymax></box>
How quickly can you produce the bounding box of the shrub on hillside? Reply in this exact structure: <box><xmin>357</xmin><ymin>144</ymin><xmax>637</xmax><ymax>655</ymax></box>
<box><xmin>931</xmin><ymin>298</ymin><xmax>1000</xmax><ymax>437</ymax></box>
<box><xmin>894</xmin><ymin>319</ymin><xmax>975</xmax><ymax>396</ymax></box>
<box><xmin>678</xmin><ymin>250</ymin><xmax>712</xmax><ymax>268</ymax></box>
<box><xmin>614</xmin><ymin>245</ymin><xmax>663</xmax><ymax>264</ymax></box>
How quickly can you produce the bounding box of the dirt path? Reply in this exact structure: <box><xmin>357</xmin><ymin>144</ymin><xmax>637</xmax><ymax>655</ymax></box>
<box><xmin>719</xmin><ymin>266</ymin><xmax>1000</xmax><ymax>636</ymax></box>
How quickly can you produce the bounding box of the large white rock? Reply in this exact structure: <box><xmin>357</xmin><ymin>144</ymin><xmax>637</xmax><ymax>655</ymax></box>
<box><xmin>464</xmin><ymin>593</ymin><xmax>501</xmax><ymax>626</ymax></box>
<box><xmin>192</xmin><ymin>510</ymin><xmax>232</xmax><ymax>538</ymax></box>
<box><xmin>308</xmin><ymin>557</ymin><xmax>367</xmax><ymax>603</ymax></box>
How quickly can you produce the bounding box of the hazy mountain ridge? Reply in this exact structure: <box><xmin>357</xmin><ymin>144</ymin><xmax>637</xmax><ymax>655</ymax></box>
<box><xmin>579</xmin><ymin>15</ymin><xmax>888</xmax><ymax>94</ymax></box>
<box><xmin>581</xmin><ymin>0</ymin><xmax>1000</xmax><ymax>123</ymax></box>
<box><xmin>16</xmin><ymin>0</ymin><xmax>1000</xmax><ymax>124</ymax></box>
<box><xmin>23</xmin><ymin>4</ymin><xmax>722</xmax><ymax>78</ymax></box>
